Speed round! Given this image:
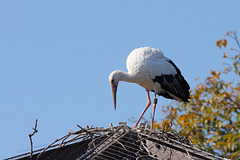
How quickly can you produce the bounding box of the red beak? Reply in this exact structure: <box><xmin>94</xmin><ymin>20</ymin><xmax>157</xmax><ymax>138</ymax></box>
<box><xmin>111</xmin><ymin>85</ymin><xmax>117</xmax><ymax>110</ymax></box>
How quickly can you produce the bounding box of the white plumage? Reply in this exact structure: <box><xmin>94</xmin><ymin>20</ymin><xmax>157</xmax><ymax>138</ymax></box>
<box><xmin>109</xmin><ymin>47</ymin><xmax>190</xmax><ymax>130</ymax></box>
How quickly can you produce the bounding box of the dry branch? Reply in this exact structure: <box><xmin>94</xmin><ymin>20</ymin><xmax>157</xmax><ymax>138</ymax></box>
<box><xmin>36</xmin><ymin>124</ymin><xmax>120</xmax><ymax>160</ymax></box>
<box><xmin>29</xmin><ymin>119</ymin><xmax>38</xmax><ymax>160</ymax></box>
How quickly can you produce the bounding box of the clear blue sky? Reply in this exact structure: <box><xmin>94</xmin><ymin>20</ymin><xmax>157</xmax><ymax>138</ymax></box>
<box><xmin>0</xmin><ymin>1</ymin><xmax>239</xmax><ymax>159</ymax></box>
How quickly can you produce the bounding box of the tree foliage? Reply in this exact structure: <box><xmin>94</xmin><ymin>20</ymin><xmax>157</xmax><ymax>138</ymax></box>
<box><xmin>155</xmin><ymin>31</ymin><xmax>240</xmax><ymax>159</ymax></box>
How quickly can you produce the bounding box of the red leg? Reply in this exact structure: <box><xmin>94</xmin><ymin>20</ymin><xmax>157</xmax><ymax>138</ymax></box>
<box><xmin>151</xmin><ymin>94</ymin><xmax>158</xmax><ymax>131</ymax></box>
<box><xmin>133</xmin><ymin>90</ymin><xmax>151</xmax><ymax>128</ymax></box>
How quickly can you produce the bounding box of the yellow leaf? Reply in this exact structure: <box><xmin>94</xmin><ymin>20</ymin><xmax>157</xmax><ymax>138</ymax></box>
<box><xmin>207</xmin><ymin>138</ymin><xmax>213</xmax><ymax>143</ymax></box>
<box><xmin>194</xmin><ymin>77</ymin><xmax>200</xmax><ymax>81</ymax></box>
<box><xmin>210</xmin><ymin>70</ymin><xmax>215</xmax><ymax>75</ymax></box>
<box><xmin>216</xmin><ymin>40</ymin><xmax>223</xmax><ymax>48</ymax></box>
<box><xmin>222</xmin><ymin>39</ymin><xmax>228</xmax><ymax>48</ymax></box>
<box><xmin>226</xmin><ymin>31</ymin><xmax>232</xmax><ymax>36</ymax></box>
<box><xmin>223</xmin><ymin>52</ymin><xmax>227</xmax><ymax>58</ymax></box>
<box><xmin>234</xmin><ymin>54</ymin><xmax>239</xmax><ymax>59</ymax></box>
<box><xmin>153</xmin><ymin>122</ymin><xmax>161</xmax><ymax>130</ymax></box>
<box><xmin>215</xmin><ymin>70</ymin><xmax>220</xmax><ymax>78</ymax></box>
<box><xmin>216</xmin><ymin>39</ymin><xmax>227</xmax><ymax>48</ymax></box>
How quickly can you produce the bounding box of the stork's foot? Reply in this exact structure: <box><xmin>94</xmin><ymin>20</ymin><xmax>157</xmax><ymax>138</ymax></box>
<box><xmin>132</xmin><ymin>124</ymin><xmax>137</xmax><ymax>128</ymax></box>
<box><xmin>150</xmin><ymin>121</ymin><xmax>155</xmax><ymax>131</ymax></box>
<box><xmin>150</xmin><ymin>120</ymin><xmax>155</xmax><ymax>131</ymax></box>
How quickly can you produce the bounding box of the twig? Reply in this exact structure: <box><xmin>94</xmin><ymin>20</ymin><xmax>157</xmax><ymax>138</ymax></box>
<box><xmin>233</xmin><ymin>31</ymin><xmax>240</xmax><ymax>48</ymax></box>
<box><xmin>227</xmin><ymin>31</ymin><xmax>240</xmax><ymax>49</ymax></box>
<box><xmin>77</xmin><ymin>124</ymin><xmax>85</xmax><ymax>130</ymax></box>
<box><xmin>116</xmin><ymin>140</ymin><xmax>127</xmax><ymax>150</ymax></box>
<box><xmin>166</xmin><ymin>122</ymin><xmax>173</xmax><ymax>132</ymax></box>
<box><xmin>162</xmin><ymin>122</ymin><xmax>167</xmax><ymax>132</ymax></box>
<box><xmin>59</xmin><ymin>134</ymin><xmax>71</xmax><ymax>147</ymax></box>
<box><xmin>29</xmin><ymin>119</ymin><xmax>38</xmax><ymax>160</ymax></box>
<box><xmin>68</xmin><ymin>128</ymin><xmax>75</xmax><ymax>132</ymax></box>
<box><xmin>36</xmin><ymin>124</ymin><xmax>122</xmax><ymax>159</ymax></box>
<box><xmin>36</xmin><ymin>134</ymin><xmax>69</xmax><ymax>160</ymax></box>
<box><xmin>59</xmin><ymin>133</ymin><xmax>83</xmax><ymax>147</ymax></box>
<box><xmin>184</xmin><ymin>147</ymin><xmax>193</xmax><ymax>160</ymax></box>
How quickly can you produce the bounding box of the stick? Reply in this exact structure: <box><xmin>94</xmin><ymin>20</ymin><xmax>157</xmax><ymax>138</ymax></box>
<box><xmin>29</xmin><ymin>119</ymin><xmax>38</xmax><ymax>160</ymax></box>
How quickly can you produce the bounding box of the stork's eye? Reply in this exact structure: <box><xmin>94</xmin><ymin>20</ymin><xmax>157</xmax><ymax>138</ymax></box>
<box><xmin>111</xmin><ymin>79</ymin><xmax>114</xmax><ymax>84</ymax></box>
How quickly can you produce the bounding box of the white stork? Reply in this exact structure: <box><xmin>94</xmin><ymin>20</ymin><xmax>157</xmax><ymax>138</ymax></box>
<box><xmin>109</xmin><ymin>47</ymin><xmax>190</xmax><ymax>130</ymax></box>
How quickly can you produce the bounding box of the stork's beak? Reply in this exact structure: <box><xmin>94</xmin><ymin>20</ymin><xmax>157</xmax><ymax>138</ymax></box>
<box><xmin>111</xmin><ymin>85</ymin><xmax>117</xmax><ymax>110</ymax></box>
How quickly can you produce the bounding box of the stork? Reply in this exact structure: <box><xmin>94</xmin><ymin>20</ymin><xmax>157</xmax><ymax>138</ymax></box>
<box><xmin>109</xmin><ymin>47</ymin><xmax>190</xmax><ymax>130</ymax></box>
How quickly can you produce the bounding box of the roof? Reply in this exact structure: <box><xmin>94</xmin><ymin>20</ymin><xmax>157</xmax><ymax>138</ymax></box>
<box><xmin>5</xmin><ymin>122</ymin><xmax>227</xmax><ymax>160</ymax></box>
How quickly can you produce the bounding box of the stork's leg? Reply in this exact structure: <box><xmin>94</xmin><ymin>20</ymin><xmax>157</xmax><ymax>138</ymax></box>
<box><xmin>133</xmin><ymin>90</ymin><xmax>151</xmax><ymax>128</ymax></box>
<box><xmin>151</xmin><ymin>94</ymin><xmax>158</xmax><ymax>131</ymax></box>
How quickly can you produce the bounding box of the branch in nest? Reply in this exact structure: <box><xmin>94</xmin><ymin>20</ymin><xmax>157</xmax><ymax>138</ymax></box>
<box><xmin>36</xmin><ymin>124</ymin><xmax>121</xmax><ymax>159</ymax></box>
<box><xmin>29</xmin><ymin>119</ymin><xmax>38</xmax><ymax>160</ymax></box>
<box><xmin>36</xmin><ymin>134</ymin><xmax>69</xmax><ymax>160</ymax></box>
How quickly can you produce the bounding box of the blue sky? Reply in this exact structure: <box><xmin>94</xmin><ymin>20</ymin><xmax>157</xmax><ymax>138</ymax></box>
<box><xmin>0</xmin><ymin>1</ymin><xmax>239</xmax><ymax>159</ymax></box>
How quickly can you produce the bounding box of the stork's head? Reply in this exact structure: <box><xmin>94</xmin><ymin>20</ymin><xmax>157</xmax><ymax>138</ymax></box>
<box><xmin>108</xmin><ymin>70</ymin><xmax>121</xmax><ymax>110</ymax></box>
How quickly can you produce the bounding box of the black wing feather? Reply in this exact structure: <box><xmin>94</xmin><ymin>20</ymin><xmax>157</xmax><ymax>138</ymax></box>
<box><xmin>152</xmin><ymin>60</ymin><xmax>190</xmax><ymax>102</ymax></box>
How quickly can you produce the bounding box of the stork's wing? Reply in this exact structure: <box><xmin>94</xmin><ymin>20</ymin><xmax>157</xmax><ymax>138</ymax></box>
<box><xmin>152</xmin><ymin>59</ymin><xmax>190</xmax><ymax>102</ymax></box>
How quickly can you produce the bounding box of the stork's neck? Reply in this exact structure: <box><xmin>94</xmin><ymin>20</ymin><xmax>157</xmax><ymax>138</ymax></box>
<box><xmin>115</xmin><ymin>70</ymin><xmax>137</xmax><ymax>83</ymax></box>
